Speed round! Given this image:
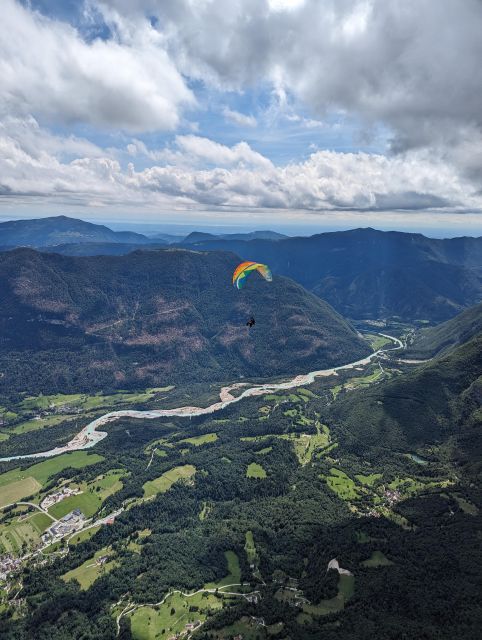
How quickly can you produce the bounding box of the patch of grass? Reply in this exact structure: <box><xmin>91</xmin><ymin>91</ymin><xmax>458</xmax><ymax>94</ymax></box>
<box><xmin>244</xmin><ymin>531</ymin><xmax>259</xmax><ymax>567</ymax></box>
<box><xmin>178</xmin><ymin>433</ymin><xmax>218</xmax><ymax>446</ymax></box>
<box><xmin>69</xmin><ymin>526</ymin><xmax>100</xmax><ymax>546</ymax></box>
<box><xmin>0</xmin><ymin>477</ymin><xmax>42</xmax><ymax>508</ymax></box>
<box><xmin>297</xmin><ymin>388</ymin><xmax>316</xmax><ymax>398</ymax></box>
<box><xmin>300</xmin><ymin>574</ymin><xmax>354</xmax><ymax>618</ymax></box>
<box><xmin>62</xmin><ymin>547</ymin><xmax>117</xmax><ymax>590</ymax></box>
<box><xmin>355</xmin><ymin>473</ymin><xmax>382</xmax><ymax>487</ymax></box>
<box><xmin>246</xmin><ymin>463</ymin><xmax>266</xmax><ymax>479</ymax></box>
<box><xmin>130</xmin><ymin>590</ymin><xmax>222</xmax><ymax>640</ymax></box>
<box><xmin>361</xmin><ymin>550</ymin><xmax>394</xmax><ymax>567</ymax></box>
<box><xmin>48</xmin><ymin>470</ymin><xmax>124</xmax><ymax>519</ymax></box>
<box><xmin>364</xmin><ymin>333</ymin><xmax>391</xmax><ymax>351</ymax></box>
<box><xmin>205</xmin><ymin>551</ymin><xmax>241</xmax><ymax>588</ymax></box>
<box><xmin>451</xmin><ymin>493</ymin><xmax>479</xmax><ymax>515</ymax></box>
<box><xmin>212</xmin><ymin>617</ymin><xmax>263</xmax><ymax>640</ymax></box>
<box><xmin>324</xmin><ymin>468</ymin><xmax>361</xmax><ymax>500</ymax></box>
<box><xmin>143</xmin><ymin>465</ymin><xmax>196</xmax><ymax>498</ymax></box>
<box><xmin>0</xmin><ymin>509</ymin><xmax>52</xmax><ymax>555</ymax></box>
<box><xmin>199</xmin><ymin>502</ymin><xmax>212</xmax><ymax>521</ymax></box>
<box><xmin>331</xmin><ymin>385</ymin><xmax>343</xmax><ymax>399</ymax></box>
<box><xmin>255</xmin><ymin>446</ymin><xmax>272</xmax><ymax>455</ymax></box>
<box><xmin>9</xmin><ymin>415</ymin><xmax>76</xmax><ymax>435</ymax></box>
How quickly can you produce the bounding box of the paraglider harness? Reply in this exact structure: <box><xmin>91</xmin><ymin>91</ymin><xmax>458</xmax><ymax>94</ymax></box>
<box><xmin>246</xmin><ymin>317</ymin><xmax>256</xmax><ymax>328</ymax></box>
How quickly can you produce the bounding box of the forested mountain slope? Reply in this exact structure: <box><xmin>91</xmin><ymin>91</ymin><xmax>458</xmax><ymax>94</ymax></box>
<box><xmin>332</xmin><ymin>331</ymin><xmax>482</xmax><ymax>454</ymax></box>
<box><xmin>185</xmin><ymin>228</ymin><xmax>482</xmax><ymax>321</ymax></box>
<box><xmin>406</xmin><ymin>302</ymin><xmax>482</xmax><ymax>358</ymax></box>
<box><xmin>0</xmin><ymin>215</ymin><xmax>152</xmax><ymax>247</ymax></box>
<box><xmin>0</xmin><ymin>247</ymin><xmax>369</xmax><ymax>394</ymax></box>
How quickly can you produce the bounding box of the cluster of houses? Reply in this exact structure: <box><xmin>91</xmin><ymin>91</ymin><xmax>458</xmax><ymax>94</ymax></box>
<box><xmin>384</xmin><ymin>488</ymin><xmax>402</xmax><ymax>506</ymax></box>
<box><xmin>40</xmin><ymin>486</ymin><xmax>81</xmax><ymax>510</ymax></box>
<box><xmin>42</xmin><ymin>509</ymin><xmax>86</xmax><ymax>543</ymax></box>
<box><xmin>167</xmin><ymin>620</ymin><xmax>202</xmax><ymax>640</ymax></box>
<box><xmin>0</xmin><ymin>554</ymin><xmax>22</xmax><ymax>581</ymax></box>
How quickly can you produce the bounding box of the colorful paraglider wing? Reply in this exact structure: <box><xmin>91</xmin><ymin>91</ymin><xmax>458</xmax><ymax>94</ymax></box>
<box><xmin>255</xmin><ymin>263</ymin><xmax>272</xmax><ymax>282</ymax></box>
<box><xmin>232</xmin><ymin>261</ymin><xmax>272</xmax><ymax>289</ymax></box>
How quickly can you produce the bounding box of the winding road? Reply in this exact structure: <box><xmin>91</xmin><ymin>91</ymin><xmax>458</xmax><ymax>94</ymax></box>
<box><xmin>0</xmin><ymin>333</ymin><xmax>403</xmax><ymax>462</ymax></box>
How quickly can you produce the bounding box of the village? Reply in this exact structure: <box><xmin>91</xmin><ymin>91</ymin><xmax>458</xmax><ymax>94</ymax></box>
<box><xmin>42</xmin><ymin>509</ymin><xmax>87</xmax><ymax>543</ymax></box>
<box><xmin>40</xmin><ymin>485</ymin><xmax>81</xmax><ymax>511</ymax></box>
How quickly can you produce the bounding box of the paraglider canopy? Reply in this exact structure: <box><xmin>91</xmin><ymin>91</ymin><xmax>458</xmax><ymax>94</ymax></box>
<box><xmin>232</xmin><ymin>261</ymin><xmax>272</xmax><ymax>290</ymax></box>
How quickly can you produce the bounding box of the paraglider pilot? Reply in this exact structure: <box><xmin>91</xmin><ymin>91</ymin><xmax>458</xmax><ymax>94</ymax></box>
<box><xmin>246</xmin><ymin>317</ymin><xmax>255</xmax><ymax>328</ymax></box>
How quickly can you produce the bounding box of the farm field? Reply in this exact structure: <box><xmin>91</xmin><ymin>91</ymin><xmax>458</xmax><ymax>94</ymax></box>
<box><xmin>323</xmin><ymin>468</ymin><xmax>361</xmax><ymax>500</ymax></box>
<box><xmin>48</xmin><ymin>469</ymin><xmax>125</xmax><ymax>519</ymax></box>
<box><xmin>178</xmin><ymin>433</ymin><xmax>218</xmax><ymax>446</ymax></box>
<box><xmin>1</xmin><ymin>388</ymin><xmax>175</xmax><ymax>435</ymax></box>
<box><xmin>142</xmin><ymin>465</ymin><xmax>196</xmax><ymax>498</ymax></box>
<box><xmin>0</xmin><ymin>452</ymin><xmax>104</xmax><ymax>507</ymax></box>
<box><xmin>62</xmin><ymin>547</ymin><xmax>117</xmax><ymax>590</ymax></box>
<box><xmin>0</xmin><ymin>510</ymin><xmax>52</xmax><ymax>555</ymax></box>
<box><xmin>129</xmin><ymin>551</ymin><xmax>242</xmax><ymax>640</ymax></box>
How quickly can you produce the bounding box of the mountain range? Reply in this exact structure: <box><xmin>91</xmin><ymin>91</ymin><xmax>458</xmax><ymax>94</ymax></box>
<box><xmin>185</xmin><ymin>228</ymin><xmax>482</xmax><ymax>321</ymax></box>
<box><xmin>0</xmin><ymin>247</ymin><xmax>369</xmax><ymax>394</ymax></box>
<box><xmin>2</xmin><ymin>217</ymin><xmax>482</xmax><ymax>322</ymax></box>
<box><xmin>0</xmin><ymin>215</ymin><xmax>153</xmax><ymax>248</ymax></box>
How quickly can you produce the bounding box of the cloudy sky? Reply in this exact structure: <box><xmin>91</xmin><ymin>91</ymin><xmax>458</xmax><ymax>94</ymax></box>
<box><xmin>1</xmin><ymin>0</ymin><xmax>482</xmax><ymax>235</ymax></box>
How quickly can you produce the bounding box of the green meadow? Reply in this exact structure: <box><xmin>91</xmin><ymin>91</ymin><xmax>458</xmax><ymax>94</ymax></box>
<box><xmin>143</xmin><ymin>465</ymin><xmax>196</xmax><ymax>498</ymax></box>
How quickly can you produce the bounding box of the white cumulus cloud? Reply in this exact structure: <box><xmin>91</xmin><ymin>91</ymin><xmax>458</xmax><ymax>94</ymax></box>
<box><xmin>0</xmin><ymin>0</ymin><xmax>194</xmax><ymax>132</ymax></box>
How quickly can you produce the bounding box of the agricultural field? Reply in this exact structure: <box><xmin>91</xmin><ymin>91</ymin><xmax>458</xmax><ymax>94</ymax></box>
<box><xmin>246</xmin><ymin>462</ymin><xmax>266</xmax><ymax>479</ymax></box>
<box><xmin>0</xmin><ymin>388</ymin><xmax>174</xmax><ymax>435</ymax></box>
<box><xmin>48</xmin><ymin>469</ymin><xmax>125</xmax><ymax>519</ymax></box>
<box><xmin>0</xmin><ymin>509</ymin><xmax>52</xmax><ymax>555</ymax></box>
<box><xmin>178</xmin><ymin>433</ymin><xmax>218</xmax><ymax>446</ymax></box>
<box><xmin>355</xmin><ymin>473</ymin><xmax>383</xmax><ymax>487</ymax></box>
<box><xmin>129</xmin><ymin>551</ymin><xmax>242</xmax><ymax>640</ymax></box>
<box><xmin>323</xmin><ymin>468</ymin><xmax>361</xmax><ymax>500</ymax></box>
<box><xmin>142</xmin><ymin>465</ymin><xmax>196</xmax><ymax>498</ymax></box>
<box><xmin>364</xmin><ymin>333</ymin><xmax>392</xmax><ymax>351</ymax></box>
<box><xmin>62</xmin><ymin>547</ymin><xmax>118</xmax><ymax>590</ymax></box>
<box><xmin>0</xmin><ymin>452</ymin><xmax>104</xmax><ymax>507</ymax></box>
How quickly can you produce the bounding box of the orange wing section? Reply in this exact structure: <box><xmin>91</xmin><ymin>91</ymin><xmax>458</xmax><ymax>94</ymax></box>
<box><xmin>232</xmin><ymin>261</ymin><xmax>256</xmax><ymax>284</ymax></box>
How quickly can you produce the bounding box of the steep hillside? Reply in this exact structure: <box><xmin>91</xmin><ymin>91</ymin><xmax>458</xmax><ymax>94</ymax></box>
<box><xmin>186</xmin><ymin>228</ymin><xmax>482</xmax><ymax>321</ymax></box>
<box><xmin>0</xmin><ymin>215</ymin><xmax>151</xmax><ymax>247</ymax></box>
<box><xmin>332</xmin><ymin>331</ymin><xmax>482</xmax><ymax>452</ymax></box>
<box><xmin>0</xmin><ymin>248</ymin><xmax>369</xmax><ymax>394</ymax></box>
<box><xmin>406</xmin><ymin>302</ymin><xmax>482</xmax><ymax>358</ymax></box>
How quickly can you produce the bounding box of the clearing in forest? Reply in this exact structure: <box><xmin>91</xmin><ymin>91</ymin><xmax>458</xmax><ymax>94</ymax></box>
<box><xmin>246</xmin><ymin>462</ymin><xmax>266</xmax><ymax>479</ymax></box>
<box><xmin>142</xmin><ymin>465</ymin><xmax>196</xmax><ymax>498</ymax></box>
<box><xmin>62</xmin><ymin>547</ymin><xmax>118</xmax><ymax>590</ymax></box>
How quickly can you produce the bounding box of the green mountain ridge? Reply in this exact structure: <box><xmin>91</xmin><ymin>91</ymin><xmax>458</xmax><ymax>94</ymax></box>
<box><xmin>0</xmin><ymin>215</ymin><xmax>152</xmax><ymax>247</ymax></box>
<box><xmin>0</xmin><ymin>247</ymin><xmax>369</xmax><ymax>395</ymax></box>
<box><xmin>332</xmin><ymin>329</ymin><xmax>482</xmax><ymax>454</ymax></box>
<box><xmin>406</xmin><ymin>301</ymin><xmax>482</xmax><ymax>359</ymax></box>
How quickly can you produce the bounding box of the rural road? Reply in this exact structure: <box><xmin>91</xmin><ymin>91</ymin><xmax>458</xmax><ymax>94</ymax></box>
<box><xmin>0</xmin><ymin>333</ymin><xmax>403</xmax><ymax>462</ymax></box>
